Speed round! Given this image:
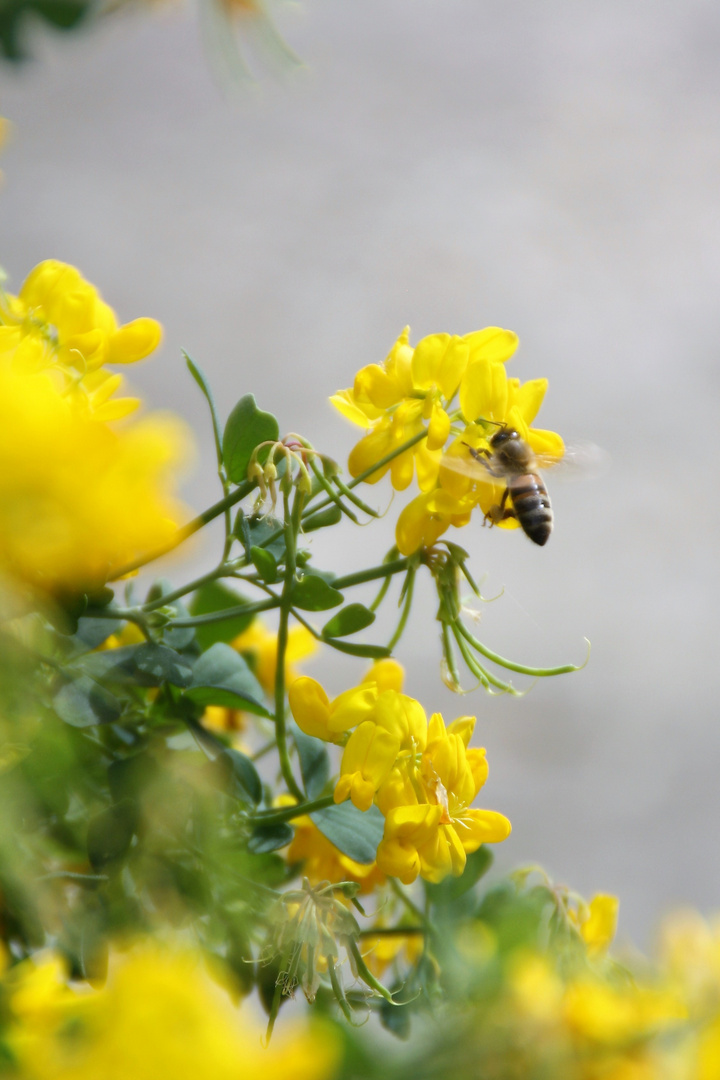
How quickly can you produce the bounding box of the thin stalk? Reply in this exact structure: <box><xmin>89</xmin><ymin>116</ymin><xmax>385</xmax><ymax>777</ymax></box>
<box><xmin>441</xmin><ymin>620</ymin><xmax>462</xmax><ymax>691</ymax></box>
<box><xmin>274</xmin><ymin>485</ymin><xmax>304</xmax><ymax>801</ymax></box>
<box><xmin>332</xmin><ymin>474</ymin><xmax>379</xmax><ymax>517</ymax></box>
<box><xmin>454</xmin><ymin>618</ymin><xmax>587</xmax><ymax>677</ymax></box>
<box><xmin>388</xmin><ymin>877</ymin><xmax>427</xmax><ymax>926</ymax></box>
<box><xmin>333</xmin><ymin>557</ymin><xmax>409</xmax><ymax>591</ymax></box>
<box><xmin>142</xmin><ymin>564</ymin><xmax>227</xmax><ymax>613</ymax></box>
<box><xmin>109</xmin><ymin>480</ymin><xmax>255</xmax><ymax>581</ymax></box>
<box><xmin>169</xmin><ymin>595</ymin><xmax>279</xmax><ymax>628</ymax></box>
<box><xmin>253</xmin><ymin>793</ymin><xmax>335</xmax><ymax>826</ymax></box>
<box><xmin>387</xmin><ymin>568</ymin><xmax>415</xmax><ymax>651</ymax></box>
<box><xmin>368</xmin><ymin>573</ymin><xmax>393</xmax><ymax>613</ymax></box>
<box><xmin>307</xmin><ymin>459</ymin><xmax>359</xmax><ymax>524</ymax></box>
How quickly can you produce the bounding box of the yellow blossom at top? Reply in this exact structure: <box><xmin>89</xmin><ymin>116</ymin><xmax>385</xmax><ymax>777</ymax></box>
<box><xmin>395</xmin><ymin>347</ymin><xmax>564</xmax><ymax>555</ymax></box>
<box><xmin>0</xmin><ymin>260</ymin><xmax>163</xmax><ymax>422</ymax></box>
<box><xmin>5</xmin><ymin>943</ymin><xmax>339</xmax><ymax>1080</ymax></box>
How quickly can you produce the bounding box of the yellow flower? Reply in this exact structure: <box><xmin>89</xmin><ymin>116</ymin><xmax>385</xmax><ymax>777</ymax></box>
<box><xmin>232</xmin><ymin>620</ymin><xmax>317</xmax><ymax>696</ymax></box>
<box><xmin>6</xmin><ymin>943</ymin><xmax>338</xmax><ymax>1080</ymax></box>
<box><xmin>577</xmin><ymin>894</ymin><xmax>620</xmax><ymax>957</ymax></box>
<box><xmin>394</xmin><ymin>343</ymin><xmax>564</xmax><ymax>554</ymax></box>
<box><xmin>288</xmin><ymin>676</ymin><xmax>378</xmax><ymax>742</ymax></box>
<box><xmin>0</xmin><ymin>260</ymin><xmax>163</xmax><ymax>422</ymax></box>
<box><xmin>375</xmin><ymin>712</ymin><xmax>511</xmax><ymax>884</ymax></box>
<box><xmin>334</xmin><ymin>689</ymin><xmax>428</xmax><ymax>812</ymax></box>
<box><xmin>0</xmin><ymin>365</ymin><xmax>188</xmax><ymax>594</ymax></box>
<box><xmin>395</xmin><ymin>487</ymin><xmax>476</xmax><ymax>556</ymax></box>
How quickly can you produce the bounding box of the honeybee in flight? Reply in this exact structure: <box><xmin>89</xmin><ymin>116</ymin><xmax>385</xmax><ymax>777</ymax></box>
<box><xmin>466</xmin><ymin>426</ymin><xmax>554</xmax><ymax>546</ymax></box>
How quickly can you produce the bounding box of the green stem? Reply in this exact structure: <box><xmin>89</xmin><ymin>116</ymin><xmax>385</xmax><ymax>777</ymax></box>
<box><xmin>308</xmin><ymin>458</ymin><xmax>359</xmax><ymax>524</ymax></box>
<box><xmin>441</xmin><ymin>621</ymin><xmax>462</xmax><ymax>691</ymax></box>
<box><xmin>333</xmin><ymin>557</ymin><xmax>409</xmax><ymax>591</ymax></box>
<box><xmin>387</xmin><ymin>568</ymin><xmax>416</xmax><ymax>651</ymax></box>
<box><xmin>108</xmin><ymin>480</ymin><xmax>255</xmax><ymax>581</ymax></box>
<box><xmin>332</xmin><ymin>474</ymin><xmax>379</xmax><ymax>517</ymax></box>
<box><xmin>388</xmin><ymin>877</ymin><xmax>426</xmax><ymax>925</ymax></box>
<box><xmin>454</xmin><ymin>618</ymin><xmax>587</xmax><ymax>677</ymax></box>
<box><xmin>169</xmin><ymin>596</ymin><xmax>279</xmax><ymax>628</ymax></box>
<box><xmin>274</xmin><ymin>486</ymin><xmax>304</xmax><ymax>801</ymax></box>
<box><xmin>142</xmin><ymin>564</ymin><xmax>227</xmax><ymax>613</ymax></box>
<box><xmin>253</xmin><ymin>793</ymin><xmax>335</xmax><ymax>825</ymax></box>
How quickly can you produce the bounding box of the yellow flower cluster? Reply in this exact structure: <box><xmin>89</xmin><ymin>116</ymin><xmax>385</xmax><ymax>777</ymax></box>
<box><xmin>0</xmin><ymin>261</ymin><xmax>189</xmax><ymax>594</ymax></box>
<box><xmin>331</xmin><ymin>327</ymin><xmax>564</xmax><ymax>554</ymax></box>
<box><xmin>289</xmin><ymin>661</ymin><xmax>511</xmax><ymax>884</ymax></box>
<box><xmin>0</xmin><ymin>260</ymin><xmax>162</xmax><ymax>421</ymax></box>
<box><xmin>2</xmin><ymin>941</ymin><xmax>338</xmax><ymax>1080</ymax></box>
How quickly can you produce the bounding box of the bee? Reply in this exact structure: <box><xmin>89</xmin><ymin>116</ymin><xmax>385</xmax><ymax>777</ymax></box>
<box><xmin>466</xmin><ymin>426</ymin><xmax>553</xmax><ymax>546</ymax></box>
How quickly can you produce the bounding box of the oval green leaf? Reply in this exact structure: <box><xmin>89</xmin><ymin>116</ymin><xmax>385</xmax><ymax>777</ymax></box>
<box><xmin>322</xmin><ymin>603</ymin><xmax>376</xmax><ymax>639</ymax></box>
<box><xmin>248</xmin><ymin>823</ymin><xmax>294</xmax><ymax>854</ymax></box>
<box><xmin>291</xmin><ymin>574</ymin><xmax>343</xmax><ymax>611</ymax></box>
<box><xmin>310</xmin><ymin>802</ymin><xmax>384</xmax><ymax>864</ymax></box>
<box><xmin>222</xmin><ymin>394</ymin><xmax>279</xmax><ymax>484</ymax></box>
<box><xmin>185</xmin><ymin>643</ymin><xmax>270</xmax><ymax>717</ymax></box>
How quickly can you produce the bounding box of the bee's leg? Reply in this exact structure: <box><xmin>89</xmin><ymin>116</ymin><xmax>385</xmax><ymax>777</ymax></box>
<box><xmin>483</xmin><ymin>488</ymin><xmax>516</xmax><ymax>528</ymax></box>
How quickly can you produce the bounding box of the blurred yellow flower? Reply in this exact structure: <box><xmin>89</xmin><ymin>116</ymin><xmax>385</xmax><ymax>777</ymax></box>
<box><xmin>0</xmin><ymin>365</ymin><xmax>188</xmax><ymax>594</ymax></box>
<box><xmin>6</xmin><ymin>943</ymin><xmax>339</xmax><ymax>1080</ymax></box>
<box><xmin>0</xmin><ymin>260</ymin><xmax>163</xmax><ymax>422</ymax></box>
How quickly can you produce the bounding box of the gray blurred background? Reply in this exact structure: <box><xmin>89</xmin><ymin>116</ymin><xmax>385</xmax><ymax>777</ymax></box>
<box><xmin>1</xmin><ymin>0</ymin><xmax>719</xmax><ymax>946</ymax></box>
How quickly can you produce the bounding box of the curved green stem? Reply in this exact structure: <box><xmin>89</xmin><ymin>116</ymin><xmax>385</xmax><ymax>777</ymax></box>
<box><xmin>454</xmin><ymin>618</ymin><xmax>587</xmax><ymax>677</ymax></box>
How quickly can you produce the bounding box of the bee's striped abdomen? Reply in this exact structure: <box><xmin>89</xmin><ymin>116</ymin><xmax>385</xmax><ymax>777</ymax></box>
<box><xmin>508</xmin><ymin>473</ymin><xmax>553</xmax><ymax>546</ymax></box>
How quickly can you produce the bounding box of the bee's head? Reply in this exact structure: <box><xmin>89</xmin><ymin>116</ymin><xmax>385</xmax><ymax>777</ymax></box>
<box><xmin>490</xmin><ymin>426</ymin><xmax>520</xmax><ymax>448</ymax></box>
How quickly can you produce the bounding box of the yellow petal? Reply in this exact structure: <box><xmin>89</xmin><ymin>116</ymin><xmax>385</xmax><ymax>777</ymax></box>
<box><xmin>463</xmin><ymin>327</ymin><xmax>519</xmax><ymax>365</ymax></box>
<box><xmin>107</xmin><ymin>318</ymin><xmax>163</xmax><ymax>364</ymax></box>
<box><xmin>460</xmin><ymin>359</ymin><xmax>509</xmax><ymax>425</ymax></box>
<box><xmin>288</xmin><ymin>677</ymin><xmax>332</xmax><ymax>741</ymax></box>
<box><xmin>410</xmin><ymin>333</ymin><xmax>451</xmax><ymax>389</ymax></box>
<box><xmin>426</xmin><ymin>403</ymin><xmax>451</xmax><ymax>451</ymax></box>
<box><xmin>329</xmin><ymin>389</ymin><xmax>382</xmax><ymax>427</ymax></box>
<box><xmin>509</xmin><ymin>377</ymin><xmax>548</xmax><ymax>425</ymax></box>
<box><xmin>361</xmin><ymin>658</ymin><xmax>404</xmax><ymax>693</ymax></box>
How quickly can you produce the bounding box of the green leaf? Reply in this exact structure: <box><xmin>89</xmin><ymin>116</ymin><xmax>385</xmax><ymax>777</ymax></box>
<box><xmin>248</xmin><ymin>823</ymin><xmax>294</xmax><ymax>854</ymax></box>
<box><xmin>322</xmin><ymin>603</ymin><xmax>376</xmax><ymax>639</ymax></box>
<box><xmin>134</xmin><ymin>643</ymin><xmax>193</xmax><ymax>687</ymax></box>
<box><xmin>291</xmin><ymin>574</ymin><xmax>343</xmax><ymax>611</ymax></box>
<box><xmin>250</xmin><ymin>546</ymin><xmax>278</xmax><ymax>584</ymax></box>
<box><xmin>54</xmin><ymin>676</ymin><xmax>123</xmax><ymax>727</ymax></box>
<box><xmin>189</xmin><ymin>582</ymin><xmax>255</xmax><ymax>651</ymax></box>
<box><xmin>425</xmin><ymin>847</ymin><xmax>493</xmax><ymax>906</ymax></box>
<box><xmin>321</xmin><ymin>639</ymin><xmax>391</xmax><ymax>659</ymax></box>
<box><xmin>302</xmin><ymin>504</ymin><xmax>342</xmax><ymax>533</ymax></box>
<box><xmin>185</xmin><ymin>643</ymin><xmax>270</xmax><ymax>716</ymax></box>
<box><xmin>222</xmin><ymin>394</ymin><xmax>279</xmax><ymax>484</ymax></box>
<box><xmin>310</xmin><ymin>802</ymin><xmax>384</xmax><ymax>865</ymax></box>
<box><xmin>86</xmin><ymin>802</ymin><xmax>135</xmax><ymax>869</ymax></box>
<box><xmin>59</xmin><ymin>616</ymin><xmax>122</xmax><ymax>658</ymax></box>
<box><xmin>147</xmin><ymin>579</ymin><xmax>196</xmax><ymax>650</ymax></box>
<box><xmin>240</xmin><ymin>514</ymin><xmax>286</xmax><ymax>562</ymax></box>
<box><xmin>217</xmin><ymin>748</ymin><xmax>262</xmax><ymax>805</ymax></box>
<box><xmin>293</xmin><ymin>727</ymin><xmax>330</xmax><ymax>798</ymax></box>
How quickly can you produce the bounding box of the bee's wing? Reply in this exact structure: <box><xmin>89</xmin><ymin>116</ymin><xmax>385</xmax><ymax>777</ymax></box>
<box><xmin>438</xmin><ymin>452</ymin><xmax>496</xmax><ymax>480</ymax></box>
<box><xmin>535</xmin><ymin>441</ymin><xmax>609</xmax><ymax>482</ymax></box>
